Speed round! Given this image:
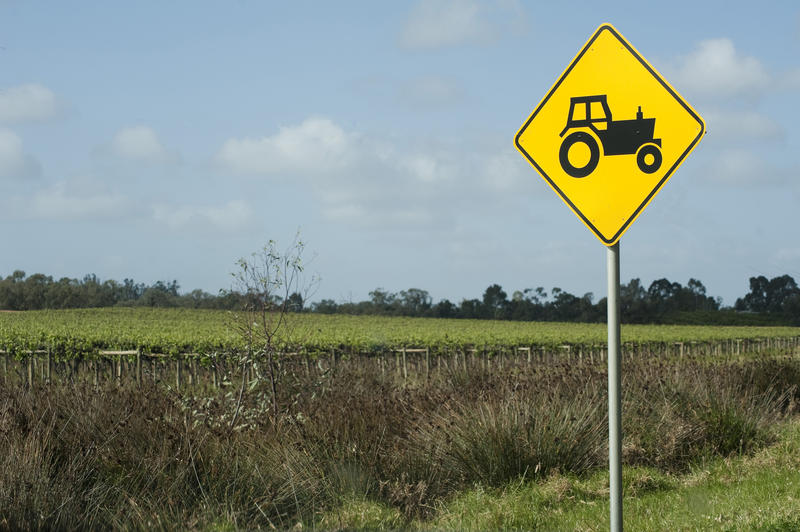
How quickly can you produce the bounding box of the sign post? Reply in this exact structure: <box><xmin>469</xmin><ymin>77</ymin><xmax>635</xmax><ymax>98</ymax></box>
<box><xmin>607</xmin><ymin>242</ymin><xmax>621</xmax><ymax>530</ymax></box>
<box><xmin>514</xmin><ymin>24</ymin><xmax>705</xmax><ymax>531</ymax></box>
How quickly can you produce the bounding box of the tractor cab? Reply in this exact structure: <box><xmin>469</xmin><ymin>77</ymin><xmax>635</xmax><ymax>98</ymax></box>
<box><xmin>560</xmin><ymin>95</ymin><xmax>612</xmax><ymax>137</ymax></box>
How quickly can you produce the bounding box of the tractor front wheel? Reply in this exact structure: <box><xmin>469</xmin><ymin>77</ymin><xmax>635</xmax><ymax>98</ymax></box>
<box><xmin>636</xmin><ymin>144</ymin><xmax>662</xmax><ymax>174</ymax></box>
<box><xmin>559</xmin><ymin>131</ymin><xmax>599</xmax><ymax>178</ymax></box>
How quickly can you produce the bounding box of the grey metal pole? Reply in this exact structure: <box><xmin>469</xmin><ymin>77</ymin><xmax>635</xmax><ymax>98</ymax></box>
<box><xmin>607</xmin><ymin>242</ymin><xmax>622</xmax><ymax>531</ymax></box>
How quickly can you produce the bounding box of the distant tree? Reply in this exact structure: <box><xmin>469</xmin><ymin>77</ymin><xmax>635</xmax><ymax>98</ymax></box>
<box><xmin>766</xmin><ymin>275</ymin><xmax>800</xmax><ymax>314</ymax></box>
<box><xmin>181</xmin><ymin>288</ymin><xmax>217</xmax><ymax>309</ymax></box>
<box><xmin>23</xmin><ymin>273</ymin><xmax>51</xmax><ymax>310</ymax></box>
<box><xmin>620</xmin><ymin>278</ymin><xmax>648</xmax><ymax>322</ymax></box>
<box><xmin>0</xmin><ymin>270</ymin><xmax>26</xmax><ymax>309</ymax></box>
<box><xmin>368</xmin><ymin>288</ymin><xmax>396</xmax><ymax>314</ymax></box>
<box><xmin>121</xmin><ymin>278</ymin><xmax>146</xmax><ymax>302</ymax></box>
<box><xmin>139</xmin><ymin>280</ymin><xmax>180</xmax><ymax>307</ymax></box>
<box><xmin>459</xmin><ymin>298</ymin><xmax>483</xmax><ymax>319</ymax></box>
<box><xmin>397</xmin><ymin>288</ymin><xmax>432</xmax><ymax>316</ymax></box>
<box><xmin>683</xmin><ymin>278</ymin><xmax>719</xmax><ymax>312</ymax></box>
<box><xmin>736</xmin><ymin>274</ymin><xmax>800</xmax><ymax>316</ymax></box>
<box><xmin>286</xmin><ymin>292</ymin><xmax>304</xmax><ymax>312</ymax></box>
<box><xmin>432</xmin><ymin>298</ymin><xmax>456</xmax><ymax>318</ymax></box>
<box><xmin>311</xmin><ymin>299</ymin><xmax>338</xmax><ymax>314</ymax></box>
<box><xmin>647</xmin><ymin>278</ymin><xmax>682</xmax><ymax>315</ymax></box>
<box><xmin>482</xmin><ymin>284</ymin><xmax>509</xmax><ymax>319</ymax></box>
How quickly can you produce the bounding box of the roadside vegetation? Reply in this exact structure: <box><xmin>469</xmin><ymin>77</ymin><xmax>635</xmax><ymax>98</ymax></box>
<box><xmin>2</xmin><ymin>352</ymin><xmax>798</xmax><ymax>530</ymax></box>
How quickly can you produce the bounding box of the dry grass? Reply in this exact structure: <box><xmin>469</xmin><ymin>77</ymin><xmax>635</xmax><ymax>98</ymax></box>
<box><xmin>0</xmin><ymin>354</ymin><xmax>796</xmax><ymax>529</ymax></box>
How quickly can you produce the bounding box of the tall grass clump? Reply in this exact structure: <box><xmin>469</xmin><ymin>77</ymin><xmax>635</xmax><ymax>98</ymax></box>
<box><xmin>622</xmin><ymin>361</ymin><xmax>794</xmax><ymax>470</ymax></box>
<box><xmin>405</xmin><ymin>388</ymin><xmax>606</xmax><ymax>488</ymax></box>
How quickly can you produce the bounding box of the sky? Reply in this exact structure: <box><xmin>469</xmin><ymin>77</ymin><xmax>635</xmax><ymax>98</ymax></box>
<box><xmin>1</xmin><ymin>0</ymin><xmax>799</xmax><ymax>307</ymax></box>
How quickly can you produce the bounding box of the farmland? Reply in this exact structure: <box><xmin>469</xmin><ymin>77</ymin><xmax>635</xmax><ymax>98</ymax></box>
<box><xmin>1</xmin><ymin>307</ymin><xmax>799</xmax><ymax>358</ymax></box>
<box><xmin>2</xmin><ymin>308</ymin><xmax>800</xmax><ymax>529</ymax></box>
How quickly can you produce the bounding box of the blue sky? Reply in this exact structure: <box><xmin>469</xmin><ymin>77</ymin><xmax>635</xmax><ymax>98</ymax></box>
<box><xmin>1</xmin><ymin>0</ymin><xmax>799</xmax><ymax>306</ymax></box>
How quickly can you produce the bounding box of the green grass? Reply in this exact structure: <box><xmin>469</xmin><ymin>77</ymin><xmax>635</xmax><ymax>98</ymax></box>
<box><xmin>316</xmin><ymin>421</ymin><xmax>800</xmax><ymax>531</ymax></box>
<box><xmin>1</xmin><ymin>307</ymin><xmax>799</xmax><ymax>357</ymax></box>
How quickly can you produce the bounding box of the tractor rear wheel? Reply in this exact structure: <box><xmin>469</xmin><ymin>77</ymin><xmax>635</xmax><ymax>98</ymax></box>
<box><xmin>636</xmin><ymin>144</ymin><xmax>662</xmax><ymax>174</ymax></box>
<box><xmin>559</xmin><ymin>131</ymin><xmax>599</xmax><ymax>178</ymax></box>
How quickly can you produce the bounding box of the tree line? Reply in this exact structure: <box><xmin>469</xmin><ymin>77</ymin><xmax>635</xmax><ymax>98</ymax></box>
<box><xmin>1</xmin><ymin>270</ymin><xmax>799</xmax><ymax>325</ymax></box>
<box><xmin>0</xmin><ymin>271</ymin><xmax>239</xmax><ymax>311</ymax></box>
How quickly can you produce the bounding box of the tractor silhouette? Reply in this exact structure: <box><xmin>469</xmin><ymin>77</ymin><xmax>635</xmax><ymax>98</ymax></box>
<box><xmin>558</xmin><ymin>95</ymin><xmax>662</xmax><ymax>178</ymax></box>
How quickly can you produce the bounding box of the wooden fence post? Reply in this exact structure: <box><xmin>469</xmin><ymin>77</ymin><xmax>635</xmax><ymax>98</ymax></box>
<box><xmin>46</xmin><ymin>347</ymin><xmax>52</xmax><ymax>385</ymax></box>
<box><xmin>26</xmin><ymin>355</ymin><xmax>33</xmax><ymax>388</ymax></box>
<box><xmin>136</xmin><ymin>349</ymin><xmax>142</xmax><ymax>386</ymax></box>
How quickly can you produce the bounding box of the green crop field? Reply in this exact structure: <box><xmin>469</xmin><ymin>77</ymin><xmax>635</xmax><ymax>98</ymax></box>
<box><xmin>1</xmin><ymin>307</ymin><xmax>799</xmax><ymax>358</ymax></box>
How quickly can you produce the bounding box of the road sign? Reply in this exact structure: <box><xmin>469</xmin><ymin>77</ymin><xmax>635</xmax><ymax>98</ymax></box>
<box><xmin>515</xmin><ymin>23</ymin><xmax>705</xmax><ymax>246</ymax></box>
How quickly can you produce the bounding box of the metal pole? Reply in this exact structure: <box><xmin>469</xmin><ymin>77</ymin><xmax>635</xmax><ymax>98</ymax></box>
<box><xmin>607</xmin><ymin>242</ymin><xmax>622</xmax><ymax>531</ymax></box>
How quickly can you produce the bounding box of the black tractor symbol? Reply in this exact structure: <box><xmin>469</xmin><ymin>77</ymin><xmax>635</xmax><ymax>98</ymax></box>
<box><xmin>558</xmin><ymin>95</ymin><xmax>662</xmax><ymax>178</ymax></box>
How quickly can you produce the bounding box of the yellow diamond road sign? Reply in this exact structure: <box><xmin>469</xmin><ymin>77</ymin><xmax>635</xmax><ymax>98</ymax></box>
<box><xmin>515</xmin><ymin>24</ymin><xmax>705</xmax><ymax>246</ymax></box>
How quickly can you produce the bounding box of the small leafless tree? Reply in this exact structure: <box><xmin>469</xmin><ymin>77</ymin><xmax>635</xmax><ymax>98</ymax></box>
<box><xmin>228</xmin><ymin>233</ymin><xmax>318</xmax><ymax>427</ymax></box>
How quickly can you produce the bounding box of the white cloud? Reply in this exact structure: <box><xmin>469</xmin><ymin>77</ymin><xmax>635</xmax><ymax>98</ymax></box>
<box><xmin>705</xmin><ymin>149</ymin><xmax>795</xmax><ymax>185</ymax></box>
<box><xmin>400</xmin><ymin>0</ymin><xmax>525</xmax><ymax>49</ymax></box>
<box><xmin>0</xmin><ymin>84</ymin><xmax>58</xmax><ymax>123</ymax></box>
<box><xmin>0</xmin><ymin>128</ymin><xmax>41</xmax><ymax>179</ymax></box>
<box><xmin>153</xmin><ymin>200</ymin><xmax>254</xmax><ymax>231</ymax></box>
<box><xmin>669</xmin><ymin>38</ymin><xmax>770</xmax><ymax>98</ymax></box>
<box><xmin>218</xmin><ymin>117</ymin><xmax>537</xmax><ymax>231</ymax></box>
<box><xmin>703</xmin><ymin>110</ymin><xmax>784</xmax><ymax>142</ymax></box>
<box><xmin>111</xmin><ymin>125</ymin><xmax>175</xmax><ymax>163</ymax></box>
<box><xmin>217</xmin><ymin>117</ymin><xmax>356</xmax><ymax>175</ymax></box>
<box><xmin>31</xmin><ymin>181</ymin><xmax>127</xmax><ymax>220</ymax></box>
<box><xmin>402</xmin><ymin>153</ymin><xmax>455</xmax><ymax>183</ymax></box>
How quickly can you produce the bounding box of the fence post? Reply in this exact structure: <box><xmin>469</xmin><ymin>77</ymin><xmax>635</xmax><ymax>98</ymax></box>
<box><xmin>46</xmin><ymin>347</ymin><xmax>52</xmax><ymax>385</ymax></box>
<box><xmin>27</xmin><ymin>355</ymin><xmax>33</xmax><ymax>388</ymax></box>
<box><xmin>175</xmin><ymin>356</ymin><xmax>182</xmax><ymax>391</ymax></box>
<box><xmin>136</xmin><ymin>349</ymin><xmax>142</xmax><ymax>386</ymax></box>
